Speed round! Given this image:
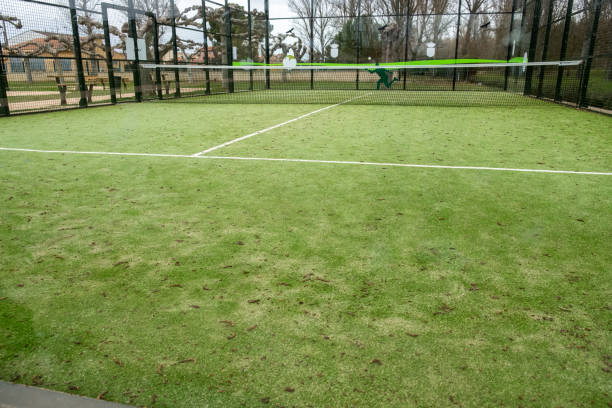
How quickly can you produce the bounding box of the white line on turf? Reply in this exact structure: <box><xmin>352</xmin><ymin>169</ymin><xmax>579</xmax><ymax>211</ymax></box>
<box><xmin>192</xmin><ymin>94</ymin><xmax>370</xmax><ymax>156</ymax></box>
<box><xmin>1</xmin><ymin>147</ymin><xmax>611</xmax><ymax>176</ymax></box>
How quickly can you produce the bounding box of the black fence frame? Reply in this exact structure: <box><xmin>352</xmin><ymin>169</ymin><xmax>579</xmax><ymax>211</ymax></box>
<box><xmin>0</xmin><ymin>0</ymin><xmax>608</xmax><ymax>116</ymax></box>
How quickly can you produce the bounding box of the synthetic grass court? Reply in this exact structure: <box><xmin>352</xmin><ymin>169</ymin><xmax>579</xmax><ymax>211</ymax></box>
<box><xmin>0</xmin><ymin>100</ymin><xmax>611</xmax><ymax>407</ymax></box>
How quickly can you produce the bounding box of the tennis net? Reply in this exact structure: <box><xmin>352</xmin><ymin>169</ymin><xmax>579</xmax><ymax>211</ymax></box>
<box><xmin>138</xmin><ymin>61</ymin><xmax>584</xmax><ymax>107</ymax></box>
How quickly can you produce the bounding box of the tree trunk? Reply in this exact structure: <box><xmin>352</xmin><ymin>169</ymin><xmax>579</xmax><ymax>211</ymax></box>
<box><xmin>23</xmin><ymin>58</ymin><xmax>33</xmax><ymax>84</ymax></box>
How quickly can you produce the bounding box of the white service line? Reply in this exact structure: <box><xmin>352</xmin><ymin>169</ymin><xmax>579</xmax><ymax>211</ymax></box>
<box><xmin>1</xmin><ymin>147</ymin><xmax>611</xmax><ymax>176</ymax></box>
<box><xmin>192</xmin><ymin>94</ymin><xmax>369</xmax><ymax>156</ymax></box>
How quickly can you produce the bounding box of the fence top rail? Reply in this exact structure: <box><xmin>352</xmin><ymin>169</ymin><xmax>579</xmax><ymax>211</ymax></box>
<box><xmin>141</xmin><ymin>61</ymin><xmax>584</xmax><ymax>71</ymax></box>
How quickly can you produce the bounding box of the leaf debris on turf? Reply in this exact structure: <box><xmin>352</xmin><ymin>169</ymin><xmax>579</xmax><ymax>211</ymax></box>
<box><xmin>169</xmin><ymin>284</ymin><xmax>183</xmax><ymax>288</ymax></box>
<box><xmin>285</xmin><ymin>387</ymin><xmax>295</xmax><ymax>393</ymax></box>
<box><xmin>220</xmin><ymin>320</ymin><xmax>234</xmax><ymax>327</ymax></box>
<box><xmin>406</xmin><ymin>332</ymin><xmax>419</xmax><ymax>337</ymax></box>
<box><xmin>227</xmin><ymin>333</ymin><xmax>236</xmax><ymax>340</ymax></box>
<box><xmin>189</xmin><ymin>305</ymin><xmax>200</xmax><ymax>309</ymax></box>
<box><xmin>370</xmin><ymin>359</ymin><xmax>382</xmax><ymax>365</ymax></box>
<box><xmin>97</xmin><ymin>391</ymin><xmax>108</xmax><ymax>400</ymax></box>
<box><xmin>247</xmin><ymin>325</ymin><xmax>257</xmax><ymax>331</ymax></box>
<box><xmin>261</xmin><ymin>397</ymin><xmax>270</xmax><ymax>403</ymax></box>
<box><xmin>113</xmin><ymin>358</ymin><xmax>124</xmax><ymax>367</ymax></box>
<box><xmin>248</xmin><ymin>299</ymin><xmax>260</xmax><ymax>304</ymax></box>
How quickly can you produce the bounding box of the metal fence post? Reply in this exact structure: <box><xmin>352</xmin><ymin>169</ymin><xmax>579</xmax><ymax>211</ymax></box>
<box><xmin>452</xmin><ymin>0</ymin><xmax>461</xmax><ymax>91</ymax></box>
<box><xmin>152</xmin><ymin>14</ymin><xmax>163</xmax><ymax>100</ymax></box>
<box><xmin>264</xmin><ymin>0</ymin><xmax>270</xmax><ymax>89</ymax></box>
<box><xmin>248</xmin><ymin>0</ymin><xmax>253</xmax><ymax>90</ymax></box>
<box><xmin>224</xmin><ymin>0</ymin><xmax>234</xmax><ymax>93</ymax></box>
<box><xmin>578</xmin><ymin>0</ymin><xmax>602</xmax><ymax>108</ymax></box>
<box><xmin>202</xmin><ymin>0</ymin><xmax>210</xmax><ymax>94</ymax></box>
<box><xmin>504</xmin><ymin>0</ymin><xmax>518</xmax><ymax>91</ymax></box>
<box><xmin>524</xmin><ymin>0</ymin><xmax>542</xmax><ymax>96</ymax></box>
<box><xmin>170</xmin><ymin>0</ymin><xmax>181</xmax><ymax>97</ymax></box>
<box><xmin>554</xmin><ymin>0</ymin><xmax>573</xmax><ymax>102</ymax></box>
<box><xmin>403</xmin><ymin>0</ymin><xmax>411</xmax><ymax>90</ymax></box>
<box><xmin>537</xmin><ymin>0</ymin><xmax>554</xmax><ymax>98</ymax></box>
<box><xmin>0</xmin><ymin>40</ymin><xmax>9</xmax><ymax>116</ymax></box>
<box><xmin>127</xmin><ymin>0</ymin><xmax>142</xmax><ymax>102</ymax></box>
<box><xmin>101</xmin><ymin>4</ymin><xmax>117</xmax><ymax>104</ymax></box>
<box><xmin>310</xmin><ymin>0</ymin><xmax>314</xmax><ymax>90</ymax></box>
<box><xmin>356</xmin><ymin>0</ymin><xmax>361</xmax><ymax>90</ymax></box>
<box><xmin>69</xmin><ymin>0</ymin><xmax>88</xmax><ymax>108</ymax></box>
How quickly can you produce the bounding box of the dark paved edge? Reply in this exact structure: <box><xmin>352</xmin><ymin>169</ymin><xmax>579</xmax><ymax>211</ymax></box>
<box><xmin>0</xmin><ymin>381</ymin><xmax>133</xmax><ymax>408</ymax></box>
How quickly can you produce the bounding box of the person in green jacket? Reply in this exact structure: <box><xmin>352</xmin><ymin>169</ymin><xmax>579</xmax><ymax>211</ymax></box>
<box><xmin>368</xmin><ymin>63</ymin><xmax>399</xmax><ymax>89</ymax></box>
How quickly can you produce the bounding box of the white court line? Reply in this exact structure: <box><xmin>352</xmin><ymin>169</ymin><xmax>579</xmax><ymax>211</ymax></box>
<box><xmin>1</xmin><ymin>147</ymin><xmax>611</xmax><ymax>176</ymax></box>
<box><xmin>192</xmin><ymin>94</ymin><xmax>369</xmax><ymax>156</ymax></box>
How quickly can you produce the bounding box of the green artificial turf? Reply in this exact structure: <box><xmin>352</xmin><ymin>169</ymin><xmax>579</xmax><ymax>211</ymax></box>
<box><xmin>0</xmin><ymin>102</ymin><xmax>611</xmax><ymax>407</ymax></box>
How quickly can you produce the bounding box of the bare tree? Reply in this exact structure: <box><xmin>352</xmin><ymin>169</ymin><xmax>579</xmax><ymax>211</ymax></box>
<box><xmin>288</xmin><ymin>0</ymin><xmax>336</xmax><ymax>61</ymax></box>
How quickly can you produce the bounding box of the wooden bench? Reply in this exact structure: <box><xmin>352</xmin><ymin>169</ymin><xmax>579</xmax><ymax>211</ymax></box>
<box><xmin>50</xmin><ymin>75</ymin><xmax>129</xmax><ymax>105</ymax></box>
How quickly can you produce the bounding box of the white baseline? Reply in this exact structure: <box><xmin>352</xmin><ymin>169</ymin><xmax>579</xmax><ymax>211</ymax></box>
<box><xmin>192</xmin><ymin>94</ymin><xmax>368</xmax><ymax>156</ymax></box>
<box><xmin>1</xmin><ymin>147</ymin><xmax>611</xmax><ymax>176</ymax></box>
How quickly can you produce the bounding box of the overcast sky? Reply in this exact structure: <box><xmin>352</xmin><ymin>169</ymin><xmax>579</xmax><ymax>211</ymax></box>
<box><xmin>1</xmin><ymin>0</ymin><xmax>301</xmax><ymax>58</ymax></box>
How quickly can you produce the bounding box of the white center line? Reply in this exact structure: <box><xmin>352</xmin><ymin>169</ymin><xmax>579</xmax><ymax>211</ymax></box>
<box><xmin>1</xmin><ymin>147</ymin><xmax>611</xmax><ymax>176</ymax></box>
<box><xmin>191</xmin><ymin>94</ymin><xmax>370</xmax><ymax>156</ymax></box>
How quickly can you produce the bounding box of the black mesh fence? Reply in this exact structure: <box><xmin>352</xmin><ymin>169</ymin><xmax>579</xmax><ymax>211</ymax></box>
<box><xmin>0</xmin><ymin>0</ymin><xmax>610</xmax><ymax>115</ymax></box>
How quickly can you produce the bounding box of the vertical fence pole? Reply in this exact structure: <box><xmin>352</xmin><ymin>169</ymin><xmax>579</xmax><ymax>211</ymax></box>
<box><xmin>69</xmin><ymin>0</ymin><xmax>88</xmax><ymax>108</ymax></box>
<box><xmin>0</xmin><ymin>40</ymin><xmax>9</xmax><ymax>116</ymax></box>
<box><xmin>127</xmin><ymin>0</ymin><xmax>142</xmax><ymax>102</ymax></box>
<box><xmin>101</xmin><ymin>4</ymin><xmax>117</xmax><ymax>104</ymax></box>
<box><xmin>452</xmin><ymin>0</ymin><xmax>461</xmax><ymax>91</ymax></box>
<box><xmin>310</xmin><ymin>0</ymin><xmax>314</xmax><ymax>90</ymax></box>
<box><xmin>170</xmin><ymin>0</ymin><xmax>181</xmax><ymax>97</ymax></box>
<box><xmin>537</xmin><ymin>0</ymin><xmax>554</xmax><ymax>98</ymax></box>
<box><xmin>202</xmin><ymin>0</ymin><xmax>210</xmax><ymax>94</ymax></box>
<box><xmin>264</xmin><ymin>0</ymin><xmax>270</xmax><ymax>89</ymax></box>
<box><xmin>152</xmin><ymin>14</ymin><xmax>163</xmax><ymax>99</ymax></box>
<box><xmin>578</xmin><ymin>0</ymin><xmax>602</xmax><ymax>108</ymax></box>
<box><xmin>356</xmin><ymin>0</ymin><xmax>361</xmax><ymax>90</ymax></box>
<box><xmin>554</xmin><ymin>0</ymin><xmax>573</xmax><ymax>102</ymax></box>
<box><xmin>504</xmin><ymin>0</ymin><xmax>518</xmax><ymax>90</ymax></box>
<box><xmin>524</xmin><ymin>0</ymin><xmax>542</xmax><ymax>96</ymax></box>
<box><xmin>248</xmin><ymin>0</ymin><xmax>253</xmax><ymax>90</ymax></box>
<box><xmin>403</xmin><ymin>0</ymin><xmax>411</xmax><ymax>90</ymax></box>
<box><xmin>514</xmin><ymin>0</ymin><xmax>528</xmax><ymax>84</ymax></box>
<box><xmin>224</xmin><ymin>0</ymin><xmax>234</xmax><ymax>93</ymax></box>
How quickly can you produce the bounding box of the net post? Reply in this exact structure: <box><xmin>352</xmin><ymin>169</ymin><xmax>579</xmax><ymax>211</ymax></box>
<box><xmin>171</xmin><ymin>0</ymin><xmax>181</xmax><ymax>97</ymax></box>
<box><xmin>224</xmin><ymin>0</ymin><xmax>234</xmax><ymax>93</ymax></box>
<box><xmin>264</xmin><ymin>0</ymin><xmax>270</xmax><ymax>89</ymax></box>
<box><xmin>356</xmin><ymin>0</ymin><xmax>361</xmax><ymax>90</ymax></box>
<box><xmin>452</xmin><ymin>0</ymin><xmax>461</xmax><ymax>91</ymax></box>
<box><xmin>578</xmin><ymin>0</ymin><xmax>602</xmax><ymax>108</ymax></box>
<box><xmin>101</xmin><ymin>4</ymin><xmax>117</xmax><ymax>104</ymax></box>
<box><xmin>151</xmin><ymin>14</ymin><xmax>163</xmax><ymax>100</ymax></box>
<box><xmin>0</xmin><ymin>40</ymin><xmax>9</xmax><ymax>116</ymax></box>
<box><xmin>128</xmin><ymin>0</ymin><xmax>142</xmax><ymax>102</ymax></box>
<box><xmin>504</xmin><ymin>0</ymin><xmax>518</xmax><ymax>91</ymax></box>
<box><xmin>202</xmin><ymin>0</ymin><xmax>210</xmax><ymax>94</ymax></box>
<box><xmin>554</xmin><ymin>0</ymin><xmax>573</xmax><ymax>102</ymax></box>
<box><xmin>248</xmin><ymin>0</ymin><xmax>253</xmax><ymax>91</ymax></box>
<box><xmin>69</xmin><ymin>0</ymin><xmax>88</xmax><ymax>108</ymax></box>
<box><xmin>537</xmin><ymin>0</ymin><xmax>554</xmax><ymax>98</ymax></box>
<box><xmin>403</xmin><ymin>0</ymin><xmax>411</xmax><ymax>91</ymax></box>
<box><xmin>524</xmin><ymin>0</ymin><xmax>542</xmax><ymax>96</ymax></box>
<box><xmin>514</xmin><ymin>0</ymin><xmax>528</xmax><ymax>85</ymax></box>
<box><xmin>309</xmin><ymin>0</ymin><xmax>314</xmax><ymax>90</ymax></box>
